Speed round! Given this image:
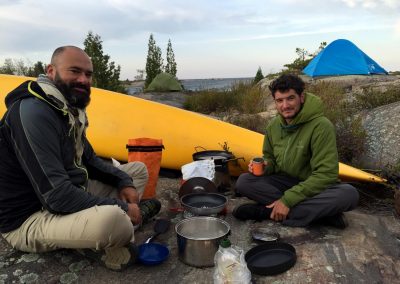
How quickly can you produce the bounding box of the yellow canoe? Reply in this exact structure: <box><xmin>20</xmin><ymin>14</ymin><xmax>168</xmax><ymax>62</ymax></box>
<box><xmin>0</xmin><ymin>74</ymin><xmax>386</xmax><ymax>183</ymax></box>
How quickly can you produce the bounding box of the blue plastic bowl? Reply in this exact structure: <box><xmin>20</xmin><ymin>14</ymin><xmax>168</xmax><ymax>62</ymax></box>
<box><xmin>138</xmin><ymin>242</ymin><xmax>170</xmax><ymax>265</ymax></box>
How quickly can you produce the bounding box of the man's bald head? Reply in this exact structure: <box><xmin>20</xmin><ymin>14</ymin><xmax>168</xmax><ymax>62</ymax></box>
<box><xmin>50</xmin><ymin>46</ymin><xmax>90</xmax><ymax>66</ymax></box>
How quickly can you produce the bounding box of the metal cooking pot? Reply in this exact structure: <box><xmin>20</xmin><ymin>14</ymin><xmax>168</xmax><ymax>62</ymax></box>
<box><xmin>180</xmin><ymin>192</ymin><xmax>227</xmax><ymax>216</ymax></box>
<box><xmin>192</xmin><ymin>150</ymin><xmax>235</xmax><ymax>173</ymax></box>
<box><xmin>175</xmin><ymin>217</ymin><xmax>230</xmax><ymax>267</ymax></box>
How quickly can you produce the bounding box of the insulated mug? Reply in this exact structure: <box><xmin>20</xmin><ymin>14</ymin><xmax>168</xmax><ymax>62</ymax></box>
<box><xmin>251</xmin><ymin>157</ymin><xmax>265</xmax><ymax>176</ymax></box>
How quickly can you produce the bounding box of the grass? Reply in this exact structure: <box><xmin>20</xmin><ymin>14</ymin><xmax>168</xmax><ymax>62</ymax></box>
<box><xmin>352</xmin><ymin>85</ymin><xmax>400</xmax><ymax>111</ymax></box>
<box><xmin>183</xmin><ymin>82</ymin><xmax>271</xmax><ymax>132</ymax></box>
<box><xmin>184</xmin><ymin>82</ymin><xmax>268</xmax><ymax>114</ymax></box>
<box><xmin>306</xmin><ymin>81</ymin><xmax>367</xmax><ymax>165</ymax></box>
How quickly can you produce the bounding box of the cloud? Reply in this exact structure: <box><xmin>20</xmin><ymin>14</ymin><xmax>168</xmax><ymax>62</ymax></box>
<box><xmin>395</xmin><ymin>20</ymin><xmax>400</xmax><ymax>37</ymax></box>
<box><xmin>1</xmin><ymin>0</ymin><xmax>399</xmax><ymax>78</ymax></box>
<box><xmin>340</xmin><ymin>0</ymin><xmax>400</xmax><ymax>9</ymax></box>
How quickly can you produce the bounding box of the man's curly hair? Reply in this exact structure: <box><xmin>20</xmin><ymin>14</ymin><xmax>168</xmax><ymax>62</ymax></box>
<box><xmin>269</xmin><ymin>74</ymin><xmax>305</xmax><ymax>98</ymax></box>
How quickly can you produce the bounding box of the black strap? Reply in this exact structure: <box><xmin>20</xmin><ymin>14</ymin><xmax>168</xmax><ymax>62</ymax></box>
<box><xmin>126</xmin><ymin>145</ymin><xmax>165</xmax><ymax>152</ymax></box>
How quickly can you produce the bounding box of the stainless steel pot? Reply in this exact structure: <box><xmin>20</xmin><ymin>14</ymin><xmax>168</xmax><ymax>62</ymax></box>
<box><xmin>175</xmin><ymin>217</ymin><xmax>230</xmax><ymax>267</ymax></box>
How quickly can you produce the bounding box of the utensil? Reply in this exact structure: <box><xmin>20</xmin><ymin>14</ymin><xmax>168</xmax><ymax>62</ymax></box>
<box><xmin>175</xmin><ymin>217</ymin><xmax>230</xmax><ymax>267</ymax></box>
<box><xmin>245</xmin><ymin>242</ymin><xmax>297</xmax><ymax>275</ymax></box>
<box><xmin>180</xmin><ymin>192</ymin><xmax>227</xmax><ymax>216</ymax></box>
<box><xmin>144</xmin><ymin>218</ymin><xmax>170</xmax><ymax>243</ymax></box>
<box><xmin>138</xmin><ymin>219</ymin><xmax>171</xmax><ymax>265</ymax></box>
<box><xmin>251</xmin><ymin>227</ymin><xmax>280</xmax><ymax>242</ymax></box>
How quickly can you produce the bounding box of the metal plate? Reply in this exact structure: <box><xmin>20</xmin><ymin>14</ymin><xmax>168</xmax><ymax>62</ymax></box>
<box><xmin>251</xmin><ymin>228</ymin><xmax>280</xmax><ymax>242</ymax></box>
<box><xmin>179</xmin><ymin>177</ymin><xmax>218</xmax><ymax>198</ymax></box>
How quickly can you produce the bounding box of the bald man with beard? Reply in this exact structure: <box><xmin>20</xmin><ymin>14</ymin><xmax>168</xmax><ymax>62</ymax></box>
<box><xmin>0</xmin><ymin>46</ymin><xmax>161</xmax><ymax>271</ymax></box>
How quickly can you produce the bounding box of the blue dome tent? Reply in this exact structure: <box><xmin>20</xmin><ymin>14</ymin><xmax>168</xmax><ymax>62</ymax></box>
<box><xmin>303</xmin><ymin>39</ymin><xmax>388</xmax><ymax>77</ymax></box>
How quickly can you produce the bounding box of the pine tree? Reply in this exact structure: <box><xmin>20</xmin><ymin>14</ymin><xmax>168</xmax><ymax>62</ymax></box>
<box><xmin>165</xmin><ymin>39</ymin><xmax>177</xmax><ymax>77</ymax></box>
<box><xmin>253</xmin><ymin>66</ymin><xmax>264</xmax><ymax>84</ymax></box>
<box><xmin>83</xmin><ymin>31</ymin><xmax>125</xmax><ymax>93</ymax></box>
<box><xmin>145</xmin><ymin>34</ymin><xmax>163</xmax><ymax>88</ymax></box>
<box><xmin>26</xmin><ymin>61</ymin><xmax>45</xmax><ymax>77</ymax></box>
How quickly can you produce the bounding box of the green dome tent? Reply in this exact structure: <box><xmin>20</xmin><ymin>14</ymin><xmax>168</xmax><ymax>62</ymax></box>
<box><xmin>146</xmin><ymin>72</ymin><xmax>183</xmax><ymax>92</ymax></box>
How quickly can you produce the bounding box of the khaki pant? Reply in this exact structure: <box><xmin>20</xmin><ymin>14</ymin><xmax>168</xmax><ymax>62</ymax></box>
<box><xmin>2</xmin><ymin>162</ymin><xmax>148</xmax><ymax>253</ymax></box>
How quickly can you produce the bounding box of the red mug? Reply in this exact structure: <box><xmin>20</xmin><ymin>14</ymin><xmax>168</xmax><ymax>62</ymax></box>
<box><xmin>251</xmin><ymin>157</ymin><xmax>265</xmax><ymax>176</ymax></box>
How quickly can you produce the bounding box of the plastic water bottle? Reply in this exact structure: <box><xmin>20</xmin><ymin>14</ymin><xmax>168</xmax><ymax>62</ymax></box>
<box><xmin>213</xmin><ymin>239</ymin><xmax>251</xmax><ymax>284</ymax></box>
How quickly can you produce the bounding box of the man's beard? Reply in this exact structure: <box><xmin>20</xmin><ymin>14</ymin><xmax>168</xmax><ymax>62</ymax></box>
<box><xmin>54</xmin><ymin>73</ymin><xmax>91</xmax><ymax>109</ymax></box>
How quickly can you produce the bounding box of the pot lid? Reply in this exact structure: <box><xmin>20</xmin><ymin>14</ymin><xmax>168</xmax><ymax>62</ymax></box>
<box><xmin>179</xmin><ymin>177</ymin><xmax>217</xmax><ymax>198</ymax></box>
<box><xmin>192</xmin><ymin>150</ymin><xmax>234</xmax><ymax>161</ymax></box>
<box><xmin>245</xmin><ymin>242</ymin><xmax>297</xmax><ymax>276</ymax></box>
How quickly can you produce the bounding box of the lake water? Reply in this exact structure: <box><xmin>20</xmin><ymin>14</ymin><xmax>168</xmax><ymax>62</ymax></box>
<box><xmin>127</xmin><ymin>77</ymin><xmax>253</xmax><ymax>94</ymax></box>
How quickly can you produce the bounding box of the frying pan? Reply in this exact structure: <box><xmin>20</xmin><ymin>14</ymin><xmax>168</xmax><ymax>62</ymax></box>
<box><xmin>180</xmin><ymin>192</ymin><xmax>227</xmax><ymax>216</ymax></box>
<box><xmin>245</xmin><ymin>242</ymin><xmax>296</xmax><ymax>276</ymax></box>
<box><xmin>138</xmin><ymin>219</ymin><xmax>170</xmax><ymax>265</ymax></box>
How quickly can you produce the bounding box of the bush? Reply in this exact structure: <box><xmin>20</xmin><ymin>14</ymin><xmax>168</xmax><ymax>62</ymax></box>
<box><xmin>183</xmin><ymin>82</ymin><xmax>267</xmax><ymax>114</ymax></box>
<box><xmin>353</xmin><ymin>85</ymin><xmax>400</xmax><ymax>111</ymax></box>
<box><xmin>183</xmin><ymin>89</ymin><xmax>240</xmax><ymax>113</ymax></box>
<box><xmin>225</xmin><ymin>114</ymin><xmax>270</xmax><ymax>134</ymax></box>
<box><xmin>237</xmin><ymin>84</ymin><xmax>266</xmax><ymax>114</ymax></box>
<box><xmin>306</xmin><ymin>81</ymin><xmax>366</xmax><ymax>164</ymax></box>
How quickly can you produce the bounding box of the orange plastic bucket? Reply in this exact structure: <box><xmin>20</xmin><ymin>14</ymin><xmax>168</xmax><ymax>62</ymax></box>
<box><xmin>127</xmin><ymin>138</ymin><xmax>164</xmax><ymax>199</ymax></box>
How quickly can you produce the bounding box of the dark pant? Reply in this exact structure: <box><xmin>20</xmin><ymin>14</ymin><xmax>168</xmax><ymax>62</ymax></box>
<box><xmin>235</xmin><ymin>173</ymin><xmax>359</xmax><ymax>227</ymax></box>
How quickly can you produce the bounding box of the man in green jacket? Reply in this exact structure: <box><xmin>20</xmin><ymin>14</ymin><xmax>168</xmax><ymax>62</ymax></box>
<box><xmin>233</xmin><ymin>74</ymin><xmax>358</xmax><ymax>228</ymax></box>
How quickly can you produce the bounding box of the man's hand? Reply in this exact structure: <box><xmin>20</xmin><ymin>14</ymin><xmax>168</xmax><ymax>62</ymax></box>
<box><xmin>127</xmin><ymin>203</ymin><xmax>142</xmax><ymax>225</ymax></box>
<box><xmin>119</xmin><ymin>186</ymin><xmax>139</xmax><ymax>204</ymax></box>
<box><xmin>266</xmin><ymin>200</ymin><xmax>290</xmax><ymax>222</ymax></box>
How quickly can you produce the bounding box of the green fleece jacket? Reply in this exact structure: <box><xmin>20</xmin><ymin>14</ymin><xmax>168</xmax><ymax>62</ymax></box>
<box><xmin>262</xmin><ymin>93</ymin><xmax>338</xmax><ymax>208</ymax></box>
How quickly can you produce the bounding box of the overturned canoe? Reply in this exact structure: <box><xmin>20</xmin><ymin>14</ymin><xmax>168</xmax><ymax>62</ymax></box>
<box><xmin>0</xmin><ymin>74</ymin><xmax>385</xmax><ymax>183</ymax></box>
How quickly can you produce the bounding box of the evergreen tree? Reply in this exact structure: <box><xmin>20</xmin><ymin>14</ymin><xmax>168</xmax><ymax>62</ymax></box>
<box><xmin>253</xmin><ymin>66</ymin><xmax>264</xmax><ymax>84</ymax></box>
<box><xmin>165</xmin><ymin>39</ymin><xmax>177</xmax><ymax>77</ymax></box>
<box><xmin>83</xmin><ymin>31</ymin><xmax>125</xmax><ymax>93</ymax></box>
<box><xmin>26</xmin><ymin>61</ymin><xmax>46</xmax><ymax>77</ymax></box>
<box><xmin>145</xmin><ymin>34</ymin><xmax>163</xmax><ymax>88</ymax></box>
<box><xmin>283</xmin><ymin>41</ymin><xmax>327</xmax><ymax>74</ymax></box>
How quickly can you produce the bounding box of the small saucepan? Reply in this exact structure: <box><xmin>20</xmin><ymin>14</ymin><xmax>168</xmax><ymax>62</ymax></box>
<box><xmin>180</xmin><ymin>192</ymin><xmax>227</xmax><ymax>216</ymax></box>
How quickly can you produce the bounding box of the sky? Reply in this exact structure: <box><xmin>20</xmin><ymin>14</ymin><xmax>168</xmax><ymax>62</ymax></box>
<box><xmin>0</xmin><ymin>0</ymin><xmax>399</xmax><ymax>79</ymax></box>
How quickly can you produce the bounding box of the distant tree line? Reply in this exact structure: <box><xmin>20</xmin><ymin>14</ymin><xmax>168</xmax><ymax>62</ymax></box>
<box><xmin>0</xmin><ymin>58</ymin><xmax>45</xmax><ymax>77</ymax></box>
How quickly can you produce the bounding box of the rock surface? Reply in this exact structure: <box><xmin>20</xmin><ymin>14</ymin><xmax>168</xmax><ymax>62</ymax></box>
<box><xmin>132</xmin><ymin>92</ymin><xmax>189</xmax><ymax>109</ymax></box>
<box><xmin>361</xmin><ymin>101</ymin><xmax>400</xmax><ymax>169</ymax></box>
<box><xmin>1</xmin><ymin>176</ymin><xmax>399</xmax><ymax>284</ymax></box>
